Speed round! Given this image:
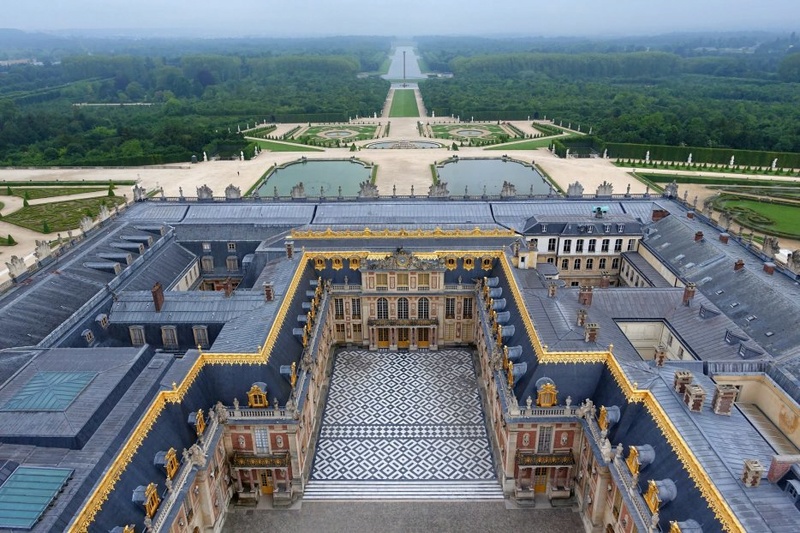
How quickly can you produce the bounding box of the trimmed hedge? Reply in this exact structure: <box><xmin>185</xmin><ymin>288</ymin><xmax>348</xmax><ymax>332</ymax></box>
<box><xmin>605</xmin><ymin>143</ymin><xmax>800</xmax><ymax>168</ymax></box>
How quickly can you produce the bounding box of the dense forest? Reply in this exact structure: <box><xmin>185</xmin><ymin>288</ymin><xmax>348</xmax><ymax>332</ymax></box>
<box><xmin>418</xmin><ymin>34</ymin><xmax>800</xmax><ymax>153</ymax></box>
<box><xmin>0</xmin><ymin>36</ymin><xmax>391</xmax><ymax>166</ymax></box>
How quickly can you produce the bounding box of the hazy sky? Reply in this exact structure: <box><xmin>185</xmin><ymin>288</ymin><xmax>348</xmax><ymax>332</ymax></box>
<box><xmin>4</xmin><ymin>0</ymin><xmax>798</xmax><ymax>37</ymax></box>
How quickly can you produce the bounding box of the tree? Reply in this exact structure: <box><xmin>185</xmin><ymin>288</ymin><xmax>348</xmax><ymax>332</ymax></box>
<box><xmin>6</xmin><ymin>234</ymin><xmax>15</xmax><ymax>245</ymax></box>
<box><xmin>778</xmin><ymin>52</ymin><xmax>800</xmax><ymax>83</ymax></box>
<box><xmin>23</xmin><ymin>198</ymin><xmax>29</xmax><ymax>207</ymax></box>
<box><xmin>42</xmin><ymin>221</ymin><xmax>50</xmax><ymax>233</ymax></box>
<box><xmin>108</xmin><ymin>184</ymin><xmax>115</xmax><ymax>197</ymax></box>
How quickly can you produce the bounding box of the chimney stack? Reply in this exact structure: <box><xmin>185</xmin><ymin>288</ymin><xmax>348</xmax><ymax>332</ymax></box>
<box><xmin>684</xmin><ymin>383</ymin><xmax>706</xmax><ymax>412</ymax></box>
<box><xmin>654</xmin><ymin>344</ymin><xmax>667</xmax><ymax>366</ymax></box>
<box><xmin>224</xmin><ymin>277</ymin><xmax>233</xmax><ymax>298</ymax></box>
<box><xmin>263</xmin><ymin>282</ymin><xmax>274</xmax><ymax>302</ymax></box>
<box><xmin>719</xmin><ymin>233</ymin><xmax>730</xmax><ymax>245</ymax></box>
<box><xmin>577</xmin><ymin>308</ymin><xmax>587</xmax><ymax>327</ymax></box>
<box><xmin>712</xmin><ymin>384</ymin><xmax>738</xmax><ymax>416</ymax></box>
<box><xmin>578</xmin><ymin>286</ymin><xmax>593</xmax><ymax>306</ymax></box>
<box><xmin>682</xmin><ymin>282</ymin><xmax>696</xmax><ymax>306</ymax></box>
<box><xmin>285</xmin><ymin>237</ymin><xmax>294</xmax><ymax>259</ymax></box>
<box><xmin>741</xmin><ymin>460</ymin><xmax>765</xmax><ymax>488</ymax></box>
<box><xmin>763</xmin><ymin>262</ymin><xmax>775</xmax><ymax>275</ymax></box>
<box><xmin>584</xmin><ymin>323</ymin><xmax>599</xmax><ymax>343</ymax></box>
<box><xmin>687</xmin><ymin>211</ymin><xmax>695</xmax><ymax>219</ymax></box>
<box><xmin>599</xmin><ymin>272</ymin><xmax>610</xmax><ymax>289</ymax></box>
<box><xmin>151</xmin><ymin>282</ymin><xmax>164</xmax><ymax>313</ymax></box>
<box><xmin>547</xmin><ymin>283</ymin><xmax>557</xmax><ymax>298</ymax></box>
<box><xmin>651</xmin><ymin>208</ymin><xmax>669</xmax><ymax>222</ymax></box>
<box><xmin>694</xmin><ymin>231</ymin><xmax>704</xmax><ymax>242</ymax></box>
<box><xmin>767</xmin><ymin>455</ymin><xmax>800</xmax><ymax>484</ymax></box>
<box><xmin>674</xmin><ymin>371</ymin><xmax>693</xmax><ymax>394</ymax></box>
<box><xmin>734</xmin><ymin>259</ymin><xmax>745</xmax><ymax>271</ymax></box>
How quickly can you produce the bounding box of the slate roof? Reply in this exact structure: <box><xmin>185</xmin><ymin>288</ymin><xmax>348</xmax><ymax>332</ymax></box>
<box><xmin>109</xmin><ymin>290</ymin><xmax>267</xmax><ymax>324</ymax></box>
<box><xmin>491</xmin><ymin>200</ymin><xmax>660</xmax><ymax>233</ymax></box>
<box><xmin>621</xmin><ymin>251</ymin><xmax>673</xmax><ymax>288</ymax></box>
<box><xmin>644</xmin><ymin>214</ymin><xmax>800</xmax><ymax>361</ymax></box>
<box><xmin>312</xmin><ymin>201</ymin><xmax>496</xmax><ymax>226</ymax></box>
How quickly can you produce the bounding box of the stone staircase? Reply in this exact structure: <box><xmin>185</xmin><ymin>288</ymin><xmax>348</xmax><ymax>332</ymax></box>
<box><xmin>303</xmin><ymin>480</ymin><xmax>503</xmax><ymax>501</ymax></box>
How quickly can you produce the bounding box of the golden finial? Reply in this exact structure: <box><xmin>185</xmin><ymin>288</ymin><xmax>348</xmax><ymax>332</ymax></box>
<box><xmin>290</xmin><ymin>362</ymin><xmax>297</xmax><ymax>388</ymax></box>
<box><xmin>506</xmin><ymin>359</ymin><xmax>514</xmax><ymax>388</ymax></box>
<box><xmin>172</xmin><ymin>382</ymin><xmax>177</xmax><ymax>391</ymax></box>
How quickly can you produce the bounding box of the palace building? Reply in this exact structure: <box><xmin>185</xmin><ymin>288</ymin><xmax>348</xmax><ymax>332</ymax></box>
<box><xmin>1</xmin><ymin>187</ymin><xmax>800</xmax><ymax>533</ymax></box>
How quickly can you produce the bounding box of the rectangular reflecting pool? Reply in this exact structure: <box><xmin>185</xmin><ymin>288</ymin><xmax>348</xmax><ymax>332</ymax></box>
<box><xmin>436</xmin><ymin>158</ymin><xmax>551</xmax><ymax>196</ymax></box>
<box><xmin>255</xmin><ymin>159</ymin><xmax>372</xmax><ymax>197</ymax></box>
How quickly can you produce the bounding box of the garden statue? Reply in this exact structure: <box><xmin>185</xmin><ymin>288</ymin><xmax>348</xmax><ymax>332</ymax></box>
<box><xmin>645</xmin><ymin>150</ymin><xmax>650</xmax><ymax>163</ymax></box>
<box><xmin>730</xmin><ymin>155</ymin><xmax>735</xmax><ymax>166</ymax></box>
<box><xmin>687</xmin><ymin>153</ymin><xmax>692</xmax><ymax>164</ymax></box>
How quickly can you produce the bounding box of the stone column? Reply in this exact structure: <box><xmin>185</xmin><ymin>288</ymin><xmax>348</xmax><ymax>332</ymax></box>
<box><xmin>287</xmin><ymin>425</ymin><xmax>302</xmax><ymax>494</ymax></box>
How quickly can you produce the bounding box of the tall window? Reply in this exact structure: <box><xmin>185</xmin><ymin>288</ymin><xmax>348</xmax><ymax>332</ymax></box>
<box><xmin>601</xmin><ymin>239</ymin><xmax>610</xmax><ymax>252</ymax></box>
<box><xmin>537</xmin><ymin>426</ymin><xmax>553</xmax><ymax>454</ymax></box>
<box><xmin>463</xmin><ymin>297</ymin><xmax>473</xmax><ymax>319</ymax></box>
<box><xmin>627</xmin><ymin>239</ymin><xmax>636</xmax><ymax>251</ymax></box>
<box><xmin>586</xmin><ymin>258</ymin><xmax>594</xmax><ymax>270</ymax></box>
<box><xmin>576</xmin><ymin>240</ymin><xmax>584</xmax><ymax>253</ymax></box>
<box><xmin>417</xmin><ymin>297</ymin><xmax>429</xmax><ymax>319</ymax></box>
<box><xmin>561</xmin><ymin>258</ymin><xmax>569</xmax><ymax>270</ymax></box>
<box><xmin>445</xmin><ymin>298</ymin><xmax>456</xmax><ymax>319</ymax></box>
<box><xmin>563</xmin><ymin>239</ymin><xmax>572</xmax><ymax>253</ymax></box>
<box><xmin>588</xmin><ymin>239</ymin><xmax>596</xmax><ymax>252</ymax></box>
<box><xmin>335</xmin><ymin>323</ymin><xmax>345</xmax><ymax>341</ymax></box>
<box><xmin>614</xmin><ymin>239</ymin><xmax>623</xmax><ymax>252</ymax></box>
<box><xmin>376</xmin><ymin>273</ymin><xmax>388</xmax><ymax>291</ymax></box>
<box><xmin>599</xmin><ymin>258</ymin><xmax>607</xmax><ymax>269</ymax></box>
<box><xmin>612</xmin><ymin>258</ymin><xmax>620</xmax><ymax>269</ymax></box>
<box><xmin>547</xmin><ymin>238</ymin><xmax>557</xmax><ymax>252</ymax></box>
<box><xmin>377</xmin><ymin>298</ymin><xmax>389</xmax><ymax>320</ymax></box>
<box><xmin>201</xmin><ymin>256</ymin><xmax>214</xmax><ymax>272</ymax></box>
<box><xmin>397</xmin><ymin>297</ymin><xmax>409</xmax><ymax>319</ymax></box>
<box><xmin>193</xmin><ymin>325</ymin><xmax>209</xmax><ymax>349</ymax></box>
<box><xmin>226</xmin><ymin>256</ymin><xmax>238</xmax><ymax>271</ymax></box>
<box><xmin>574</xmin><ymin>258</ymin><xmax>581</xmax><ymax>270</ymax></box>
<box><xmin>351</xmin><ymin>298</ymin><xmax>361</xmax><ymax>319</ymax></box>
<box><xmin>161</xmin><ymin>326</ymin><xmax>178</xmax><ymax>348</ymax></box>
<box><xmin>397</xmin><ymin>273</ymin><xmax>409</xmax><ymax>291</ymax></box>
<box><xmin>254</xmin><ymin>428</ymin><xmax>269</xmax><ymax>454</ymax></box>
<box><xmin>130</xmin><ymin>326</ymin><xmax>145</xmax><ymax>346</ymax></box>
<box><xmin>334</xmin><ymin>298</ymin><xmax>344</xmax><ymax>320</ymax></box>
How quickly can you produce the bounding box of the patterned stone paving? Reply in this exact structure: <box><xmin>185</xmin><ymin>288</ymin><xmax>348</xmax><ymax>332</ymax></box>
<box><xmin>310</xmin><ymin>349</ymin><xmax>496</xmax><ymax>482</ymax></box>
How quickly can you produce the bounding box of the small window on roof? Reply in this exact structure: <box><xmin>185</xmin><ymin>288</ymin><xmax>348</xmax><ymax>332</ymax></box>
<box><xmin>730</xmin><ymin>302</ymin><xmax>739</xmax><ymax>308</ymax></box>
<box><xmin>716</xmin><ymin>289</ymin><xmax>725</xmax><ymax>295</ymax></box>
<box><xmin>82</xmin><ymin>329</ymin><xmax>94</xmax><ymax>345</ymax></box>
<box><xmin>765</xmin><ymin>331</ymin><xmax>774</xmax><ymax>337</ymax></box>
<box><xmin>202</xmin><ymin>242</ymin><xmax>211</xmax><ymax>252</ymax></box>
<box><xmin>746</xmin><ymin>315</ymin><xmax>757</xmax><ymax>322</ymax></box>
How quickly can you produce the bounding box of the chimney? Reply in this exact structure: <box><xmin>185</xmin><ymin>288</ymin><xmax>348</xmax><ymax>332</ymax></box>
<box><xmin>687</xmin><ymin>211</ymin><xmax>695</xmax><ymax>219</ymax></box>
<box><xmin>684</xmin><ymin>383</ymin><xmax>706</xmax><ymax>412</ymax></box>
<box><xmin>767</xmin><ymin>455</ymin><xmax>800</xmax><ymax>484</ymax></box>
<box><xmin>654</xmin><ymin>344</ymin><xmax>667</xmax><ymax>367</ymax></box>
<box><xmin>599</xmin><ymin>272</ymin><xmax>610</xmax><ymax>289</ymax></box>
<box><xmin>719</xmin><ymin>233</ymin><xmax>730</xmax><ymax>245</ymax></box>
<box><xmin>673</xmin><ymin>370</ymin><xmax>693</xmax><ymax>394</ymax></box>
<box><xmin>584</xmin><ymin>323</ymin><xmax>599</xmax><ymax>343</ymax></box>
<box><xmin>224</xmin><ymin>277</ymin><xmax>233</xmax><ymax>298</ymax></box>
<box><xmin>734</xmin><ymin>259</ymin><xmax>745</xmax><ymax>271</ymax></box>
<box><xmin>651</xmin><ymin>208</ymin><xmax>669</xmax><ymax>222</ymax></box>
<box><xmin>712</xmin><ymin>384</ymin><xmax>738</xmax><ymax>416</ymax></box>
<box><xmin>694</xmin><ymin>231</ymin><xmax>704</xmax><ymax>242</ymax></box>
<box><xmin>151</xmin><ymin>282</ymin><xmax>164</xmax><ymax>313</ymax></box>
<box><xmin>548</xmin><ymin>283</ymin><xmax>557</xmax><ymax>298</ymax></box>
<box><xmin>285</xmin><ymin>237</ymin><xmax>294</xmax><ymax>259</ymax></box>
<box><xmin>741</xmin><ymin>460</ymin><xmax>765</xmax><ymax>488</ymax></box>
<box><xmin>263</xmin><ymin>282</ymin><xmax>274</xmax><ymax>302</ymax></box>
<box><xmin>763</xmin><ymin>262</ymin><xmax>775</xmax><ymax>275</ymax></box>
<box><xmin>682</xmin><ymin>282</ymin><xmax>696</xmax><ymax>306</ymax></box>
<box><xmin>577</xmin><ymin>308</ymin><xmax>587</xmax><ymax>327</ymax></box>
<box><xmin>578</xmin><ymin>286</ymin><xmax>593</xmax><ymax>306</ymax></box>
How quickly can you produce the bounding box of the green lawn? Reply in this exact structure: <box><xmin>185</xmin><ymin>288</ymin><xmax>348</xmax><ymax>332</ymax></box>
<box><xmin>389</xmin><ymin>89</ymin><xmax>419</xmax><ymax>117</ymax></box>
<box><xmin>3</xmin><ymin>196</ymin><xmax>127</xmax><ymax>233</ymax></box>
<box><xmin>253</xmin><ymin>140</ymin><xmax>324</xmax><ymax>152</ymax></box>
<box><xmin>713</xmin><ymin>196</ymin><xmax>800</xmax><ymax>238</ymax></box>
<box><xmin>10</xmin><ymin>187</ymin><xmax>108</xmax><ymax>200</ymax></box>
<box><xmin>486</xmin><ymin>138</ymin><xmax>559</xmax><ymax>150</ymax></box>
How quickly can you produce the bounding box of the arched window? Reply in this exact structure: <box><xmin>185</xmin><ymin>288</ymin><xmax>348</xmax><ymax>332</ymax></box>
<box><xmin>397</xmin><ymin>297</ymin><xmax>409</xmax><ymax>319</ymax></box>
<box><xmin>418</xmin><ymin>297</ymin><xmax>429</xmax><ymax>319</ymax></box>
<box><xmin>377</xmin><ymin>298</ymin><xmax>388</xmax><ymax>320</ymax></box>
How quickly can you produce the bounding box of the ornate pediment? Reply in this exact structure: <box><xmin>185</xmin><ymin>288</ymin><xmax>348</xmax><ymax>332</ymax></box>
<box><xmin>365</xmin><ymin>248</ymin><xmax>445</xmax><ymax>271</ymax></box>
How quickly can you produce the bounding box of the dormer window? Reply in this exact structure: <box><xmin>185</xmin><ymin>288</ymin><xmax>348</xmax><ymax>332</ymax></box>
<box><xmin>314</xmin><ymin>257</ymin><xmax>325</xmax><ymax>270</ymax></box>
<box><xmin>617</xmin><ymin>224</ymin><xmax>625</xmax><ymax>233</ymax></box>
<box><xmin>349</xmin><ymin>257</ymin><xmax>361</xmax><ymax>270</ymax></box>
<box><xmin>541</xmin><ymin>224</ymin><xmax>547</xmax><ymax>232</ymax></box>
<box><xmin>464</xmin><ymin>257</ymin><xmax>475</xmax><ymax>269</ymax></box>
<box><xmin>481</xmin><ymin>257</ymin><xmax>493</xmax><ymax>270</ymax></box>
<box><xmin>144</xmin><ymin>483</ymin><xmax>160</xmax><ymax>518</ymax></box>
<box><xmin>332</xmin><ymin>256</ymin><xmax>343</xmax><ymax>270</ymax></box>
<box><xmin>164</xmin><ymin>448</ymin><xmax>179</xmax><ymax>479</ymax></box>
<box><xmin>96</xmin><ymin>314</ymin><xmax>109</xmax><ymax>329</ymax></box>
<box><xmin>247</xmin><ymin>383</ymin><xmax>268</xmax><ymax>408</ymax></box>
<box><xmin>82</xmin><ymin>329</ymin><xmax>95</xmax><ymax>346</ymax></box>
<box><xmin>604</xmin><ymin>224</ymin><xmax>611</xmax><ymax>233</ymax></box>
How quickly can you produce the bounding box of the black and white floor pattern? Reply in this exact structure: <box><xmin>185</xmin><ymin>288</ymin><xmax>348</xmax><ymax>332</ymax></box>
<box><xmin>306</xmin><ymin>349</ymin><xmax>500</xmax><ymax>500</ymax></box>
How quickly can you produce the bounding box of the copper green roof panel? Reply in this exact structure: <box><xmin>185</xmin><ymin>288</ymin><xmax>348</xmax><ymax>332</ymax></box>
<box><xmin>1</xmin><ymin>372</ymin><xmax>96</xmax><ymax>411</ymax></box>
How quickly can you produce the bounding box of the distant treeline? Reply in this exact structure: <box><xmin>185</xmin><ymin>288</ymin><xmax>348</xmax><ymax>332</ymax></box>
<box><xmin>0</xmin><ymin>48</ymin><xmax>390</xmax><ymax>167</ymax></box>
